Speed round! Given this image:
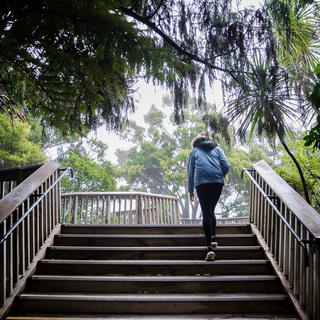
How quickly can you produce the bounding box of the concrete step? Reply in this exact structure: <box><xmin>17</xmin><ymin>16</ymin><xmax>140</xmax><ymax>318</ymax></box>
<box><xmin>36</xmin><ymin>259</ymin><xmax>274</xmax><ymax>276</ymax></box>
<box><xmin>15</xmin><ymin>293</ymin><xmax>294</xmax><ymax>315</ymax></box>
<box><xmin>45</xmin><ymin>246</ymin><xmax>265</xmax><ymax>260</ymax></box>
<box><xmin>27</xmin><ymin>275</ymin><xmax>282</xmax><ymax>294</ymax></box>
<box><xmin>61</xmin><ymin>224</ymin><xmax>252</xmax><ymax>235</ymax></box>
<box><xmin>53</xmin><ymin>234</ymin><xmax>258</xmax><ymax>247</ymax></box>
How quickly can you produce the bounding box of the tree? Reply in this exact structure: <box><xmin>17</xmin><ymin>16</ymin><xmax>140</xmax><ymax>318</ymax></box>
<box><xmin>0</xmin><ymin>0</ymin><xmax>181</xmax><ymax>134</ymax></box>
<box><xmin>117</xmin><ymin>99</ymin><xmax>269</xmax><ymax>218</ymax></box>
<box><xmin>0</xmin><ymin>114</ymin><xmax>45</xmax><ymax>168</ymax></box>
<box><xmin>226</xmin><ymin>53</ymin><xmax>312</xmax><ymax>204</ymax></box>
<box><xmin>117</xmin><ymin>102</ymin><xmax>204</xmax><ymax>218</ymax></box>
<box><xmin>58</xmin><ymin>139</ymin><xmax>117</xmax><ymax>193</ymax></box>
<box><xmin>3</xmin><ymin>0</ymin><xmax>315</xmax><ymax>135</ymax></box>
<box><xmin>275</xmin><ymin>135</ymin><xmax>320</xmax><ymax>212</ymax></box>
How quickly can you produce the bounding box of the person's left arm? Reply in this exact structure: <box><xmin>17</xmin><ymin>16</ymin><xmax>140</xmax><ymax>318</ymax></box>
<box><xmin>217</xmin><ymin>147</ymin><xmax>230</xmax><ymax>176</ymax></box>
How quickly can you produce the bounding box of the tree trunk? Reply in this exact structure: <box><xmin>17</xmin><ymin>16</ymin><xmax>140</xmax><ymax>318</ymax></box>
<box><xmin>278</xmin><ymin>136</ymin><xmax>311</xmax><ymax>205</ymax></box>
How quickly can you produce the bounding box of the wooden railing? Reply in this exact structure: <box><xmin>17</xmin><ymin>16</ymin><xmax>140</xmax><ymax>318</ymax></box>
<box><xmin>61</xmin><ymin>192</ymin><xmax>180</xmax><ymax>224</ymax></box>
<box><xmin>243</xmin><ymin>160</ymin><xmax>320</xmax><ymax>320</ymax></box>
<box><xmin>0</xmin><ymin>164</ymin><xmax>42</xmax><ymax>200</ymax></box>
<box><xmin>0</xmin><ymin>162</ymin><xmax>71</xmax><ymax>318</ymax></box>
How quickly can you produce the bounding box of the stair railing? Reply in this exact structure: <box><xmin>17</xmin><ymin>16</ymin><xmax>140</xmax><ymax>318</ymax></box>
<box><xmin>242</xmin><ymin>160</ymin><xmax>320</xmax><ymax>320</ymax></box>
<box><xmin>0</xmin><ymin>162</ymin><xmax>71</xmax><ymax>315</ymax></box>
<box><xmin>61</xmin><ymin>192</ymin><xmax>180</xmax><ymax>224</ymax></box>
<box><xmin>0</xmin><ymin>164</ymin><xmax>42</xmax><ymax>200</ymax></box>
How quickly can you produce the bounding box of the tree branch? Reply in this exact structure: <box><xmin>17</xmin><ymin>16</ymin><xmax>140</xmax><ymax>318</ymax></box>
<box><xmin>119</xmin><ymin>4</ymin><xmax>241</xmax><ymax>83</ymax></box>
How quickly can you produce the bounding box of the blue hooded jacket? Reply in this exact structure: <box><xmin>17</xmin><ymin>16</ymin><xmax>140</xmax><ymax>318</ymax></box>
<box><xmin>187</xmin><ymin>140</ymin><xmax>230</xmax><ymax>193</ymax></box>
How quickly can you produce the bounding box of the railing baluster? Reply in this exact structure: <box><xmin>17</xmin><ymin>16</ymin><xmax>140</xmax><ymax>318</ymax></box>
<box><xmin>0</xmin><ymin>221</ymin><xmax>6</xmax><ymax>306</ymax></box>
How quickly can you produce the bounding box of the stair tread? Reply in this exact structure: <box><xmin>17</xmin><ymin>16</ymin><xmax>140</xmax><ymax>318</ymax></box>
<box><xmin>48</xmin><ymin>246</ymin><xmax>261</xmax><ymax>250</ymax></box>
<box><xmin>40</xmin><ymin>259</ymin><xmax>270</xmax><ymax>265</ymax></box>
<box><xmin>62</xmin><ymin>224</ymin><xmax>250</xmax><ymax>228</ymax></box>
<box><xmin>31</xmin><ymin>275</ymin><xmax>278</xmax><ymax>281</ymax></box>
<box><xmin>6</xmin><ymin>314</ymin><xmax>298</xmax><ymax>319</ymax></box>
<box><xmin>19</xmin><ymin>293</ymin><xmax>289</xmax><ymax>302</ymax></box>
<box><xmin>56</xmin><ymin>234</ymin><xmax>255</xmax><ymax>238</ymax></box>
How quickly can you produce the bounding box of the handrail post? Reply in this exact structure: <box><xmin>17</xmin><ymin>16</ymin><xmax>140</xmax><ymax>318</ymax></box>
<box><xmin>137</xmin><ymin>194</ymin><xmax>142</xmax><ymax>224</ymax></box>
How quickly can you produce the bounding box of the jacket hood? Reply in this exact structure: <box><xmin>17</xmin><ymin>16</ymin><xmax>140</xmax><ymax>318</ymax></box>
<box><xmin>193</xmin><ymin>138</ymin><xmax>217</xmax><ymax>151</ymax></box>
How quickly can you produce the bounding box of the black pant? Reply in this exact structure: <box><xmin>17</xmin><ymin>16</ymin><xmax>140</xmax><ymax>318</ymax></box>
<box><xmin>196</xmin><ymin>183</ymin><xmax>223</xmax><ymax>247</ymax></box>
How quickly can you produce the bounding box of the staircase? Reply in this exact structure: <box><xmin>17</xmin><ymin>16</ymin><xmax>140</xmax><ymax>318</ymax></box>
<box><xmin>7</xmin><ymin>223</ymin><xmax>298</xmax><ymax>319</ymax></box>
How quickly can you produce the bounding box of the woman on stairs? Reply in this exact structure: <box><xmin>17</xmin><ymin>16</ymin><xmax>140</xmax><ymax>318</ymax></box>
<box><xmin>187</xmin><ymin>132</ymin><xmax>230</xmax><ymax>261</ymax></box>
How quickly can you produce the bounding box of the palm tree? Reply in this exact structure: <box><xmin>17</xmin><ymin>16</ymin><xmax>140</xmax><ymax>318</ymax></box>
<box><xmin>226</xmin><ymin>54</ymin><xmax>311</xmax><ymax>204</ymax></box>
<box><xmin>266</xmin><ymin>0</ymin><xmax>320</xmax><ymax>114</ymax></box>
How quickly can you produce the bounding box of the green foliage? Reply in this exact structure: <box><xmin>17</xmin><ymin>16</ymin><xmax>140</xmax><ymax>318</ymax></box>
<box><xmin>0</xmin><ymin>0</ymin><xmax>183</xmax><ymax>135</ymax></box>
<box><xmin>0</xmin><ymin>115</ymin><xmax>45</xmax><ymax>168</ymax></box>
<box><xmin>275</xmin><ymin>136</ymin><xmax>320</xmax><ymax>212</ymax></box>
<box><xmin>117</xmin><ymin>97</ymin><xmax>270</xmax><ymax>217</ymax></box>
<box><xmin>304</xmin><ymin>63</ymin><xmax>320</xmax><ymax>150</ymax></box>
<box><xmin>304</xmin><ymin>116</ymin><xmax>320</xmax><ymax>150</ymax></box>
<box><xmin>59</xmin><ymin>140</ymin><xmax>116</xmax><ymax>192</ymax></box>
<box><xmin>227</xmin><ymin>54</ymin><xmax>296</xmax><ymax>141</ymax></box>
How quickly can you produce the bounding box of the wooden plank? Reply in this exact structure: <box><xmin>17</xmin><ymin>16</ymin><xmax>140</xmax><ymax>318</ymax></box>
<box><xmin>28</xmin><ymin>274</ymin><xmax>282</xmax><ymax>294</ymax></box>
<box><xmin>45</xmin><ymin>245</ymin><xmax>265</xmax><ymax>260</ymax></box>
<box><xmin>60</xmin><ymin>224</ymin><xmax>251</xmax><ymax>235</ymax></box>
<box><xmin>0</xmin><ymin>224</ymin><xmax>61</xmax><ymax>320</ymax></box>
<box><xmin>37</xmin><ymin>259</ymin><xmax>273</xmax><ymax>276</ymax></box>
<box><xmin>0</xmin><ymin>162</ymin><xmax>60</xmax><ymax>224</ymax></box>
<box><xmin>250</xmin><ymin>224</ymin><xmax>308</xmax><ymax>320</ymax></box>
<box><xmin>15</xmin><ymin>293</ymin><xmax>293</xmax><ymax>315</ymax></box>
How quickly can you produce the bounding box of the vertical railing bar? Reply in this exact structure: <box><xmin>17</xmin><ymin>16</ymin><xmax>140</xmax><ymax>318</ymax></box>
<box><xmin>78</xmin><ymin>196</ymin><xmax>83</xmax><ymax>224</ymax></box>
<box><xmin>7</xmin><ymin>214</ymin><xmax>13</xmax><ymax>296</ymax></box>
<box><xmin>84</xmin><ymin>196</ymin><xmax>88</xmax><ymax>225</ymax></box>
<box><xmin>101</xmin><ymin>196</ymin><xmax>105</xmax><ymax>225</ymax></box>
<box><xmin>129</xmin><ymin>195</ymin><xmax>133</xmax><ymax>225</ymax></box>
<box><xmin>90</xmin><ymin>197</ymin><xmax>94</xmax><ymax>225</ymax></box>
<box><xmin>314</xmin><ymin>241</ymin><xmax>320</xmax><ymax>319</ymax></box>
<box><xmin>112</xmin><ymin>195</ymin><xmax>116</xmax><ymax>224</ymax></box>
<box><xmin>0</xmin><ymin>221</ymin><xmax>6</xmax><ymax>306</ymax></box>
<box><xmin>96</xmin><ymin>196</ymin><xmax>100</xmax><ymax>224</ymax></box>
<box><xmin>106</xmin><ymin>196</ymin><xmax>110</xmax><ymax>224</ymax></box>
<box><xmin>73</xmin><ymin>195</ymin><xmax>78</xmax><ymax>224</ymax></box>
<box><xmin>294</xmin><ymin>220</ymin><xmax>301</xmax><ymax>296</ymax></box>
<box><xmin>118</xmin><ymin>196</ymin><xmax>122</xmax><ymax>224</ymax></box>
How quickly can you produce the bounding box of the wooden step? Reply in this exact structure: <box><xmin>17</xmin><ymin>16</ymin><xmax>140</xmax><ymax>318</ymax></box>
<box><xmin>61</xmin><ymin>224</ymin><xmax>252</xmax><ymax>235</ymax></box>
<box><xmin>53</xmin><ymin>234</ymin><xmax>257</xmax><ymax>247</ymax></box>
<box><xmin>27</xmin><ymin>275</ymin><xmax>282</xmax><ymax>294</ymax></box>
<box><xmin>45</xmin><ymin>246</ymin><xmax>265</xmax><ymax>260</ymax></box>
<box><xmin>36</xmin><ymin>259</ymin><xmax>274</xmax><ymax>275</ymax></box>
<box><xmin>15</xmin><ymin>293</ymin><xmax>294</xmax><ymax>314</ymax></box>
<box><xmin>6</xmin><ymin>315</ymin><xmax>299</xmax><ymax>320</ymax></box>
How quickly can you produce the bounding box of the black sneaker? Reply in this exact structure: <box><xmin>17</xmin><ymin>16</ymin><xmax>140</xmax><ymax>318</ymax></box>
<box><xmin>211</xmin><ymin>236</ymin><xmax>218</xmax><ymax>247</ymax></box>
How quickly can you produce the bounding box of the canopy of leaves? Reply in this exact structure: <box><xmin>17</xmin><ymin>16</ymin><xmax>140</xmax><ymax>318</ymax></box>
<box><xmin>0</xmin><ymin>114</ymin><xmax>45</xmax><ymax>168</ymax></box>
<box><xmin>0</xmin><ymin>0</ymin><xmax>184</xmax><ymax>134</ymax></box>
<box><xmin>2</xmin><ymin>0</ymin><xmax>303</xmax><ymax>135</ymax></box>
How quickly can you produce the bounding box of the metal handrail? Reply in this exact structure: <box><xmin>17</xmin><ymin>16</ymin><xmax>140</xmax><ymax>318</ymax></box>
<box><xmin>242</xmin><ymin>168</ymin><xmax>310</xmax><ymax>267</ymax></box>
<box><xmin>0</xmin><ymin>167</ymin><xmax>72</xmax><ymax>245</ymax></box>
